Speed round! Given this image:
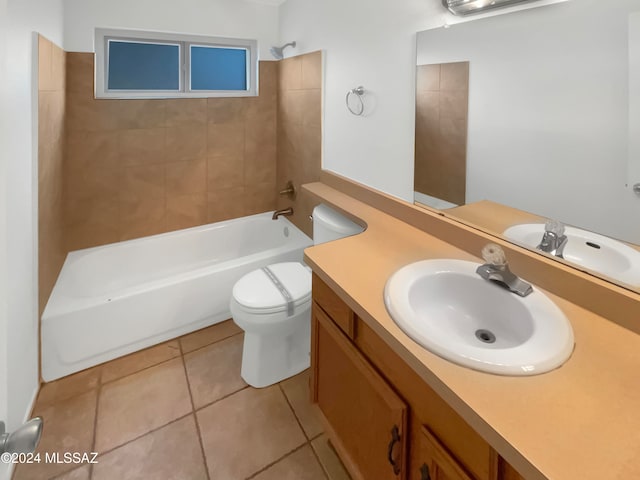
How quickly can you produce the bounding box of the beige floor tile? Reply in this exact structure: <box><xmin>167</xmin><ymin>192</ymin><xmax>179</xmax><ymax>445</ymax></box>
<box><xmin>14</xmin><ymin>391</ymin><xmax>97</xmax><ymax>480</ymax></box>
<box><xmin>95</xmin><ymin>358</ymin><xmax>191</xmax><ymax>452</ymax></box>
<box><xmin>51</xmin><ymin>465</ymin><xmax>90</xmax><ymax>480</ymax></box>
<box><xmin>92</xmin><ymin>415</ymin><xmax>207</xmax><ymax>480</ymax></box>
<box><xmin>280</xmin><ymin>370</ymin><xmax>324</xmax><ymax>439</ymax></box>
<box><xmin>252</xmin><ymin>445</ymin><xmax>327</xmax><ymax>480</ymax></box>
<box><xmin>37</xmin><ymin>366</ymin><xmax>101</xmax><ymax>407</ymax></box>
<box><xmin>179</xmin><ymin>319</ymin><xmax>243</xmax><ymax>353</ymax></box>
<box><xmin>101</xmin><ymin>340</ymin><xmax>181</xmax><ymax>384</ymax></box>
<box><xmin>197</xmin><ymin>386</ymin><xmax>306</xmax><ymax>480</ymax></box>
<box><xmin>311</xmin><ymin>434</ymin><xmax>352</xmax><ymax>480</ymax></box>
<box><xmin>184</xmin><ymin>334</ymin><xmax>247</xmax><ymax>409</ymax></box>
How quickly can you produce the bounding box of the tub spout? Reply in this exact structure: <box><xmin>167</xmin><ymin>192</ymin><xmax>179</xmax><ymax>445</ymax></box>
<box><xmin>272</xmin><ymin>208</ymin><xmax>293</xmax><ymax>220</ymax></box>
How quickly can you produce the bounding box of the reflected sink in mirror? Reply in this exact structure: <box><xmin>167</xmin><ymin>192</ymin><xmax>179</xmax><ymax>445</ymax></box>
<box><xmin>384</xmin><ymin>259</ymin><xmax>574</xmax><ymax>376</ymax></box>
<box><xmin>504</xmin><ymin>224</ymin><xmax>640</xmax><ymax>287</ymax></box>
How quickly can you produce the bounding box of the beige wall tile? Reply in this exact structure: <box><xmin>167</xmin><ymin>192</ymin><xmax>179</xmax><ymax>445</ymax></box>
<box><xmin>196</xmin><ymin>386</ymin><xmax>306</xmax><ymax>480</ymax></box>
<box><xmin>65</xmin><ymin>167</ymin><xmax>121</xmax><ymax>203</ymax></box>
<box><xmin>66</xmin><ymin>130</ymin><xmax>119</xmax><ymax>171</ymax></box>
<box><xmin>417</xmin><ymin>64</ymin><xmax>441</xmax><ymax>92</ymax></box>
<box><xmin>66</xmin><ymin>52</ymin><xmax>94</xmax><ymax>96</ymax></box>
<box><xmin>207</xmin><ymin>187</ymin><xmax>246</xmax><ymax>223</ymax></box>
<box><xmin>301</xmin><ymin>50</ymin><xmax>322</xmax><ymax>90</ymax></box>
<box><xmin>302</xmin><ymin>89</ymin><xmax>322</xmax><ymax>127</ymax></box>
<box><xmin>52</xmin><ymin>44</ymin><xmax>66</xmax><ymax>92</ymax></box>
<box><xmin>279</xmin><ymin>56</ymin><xmax>302</xmax><ymax>91</ymax></box>
<box><xmin>246</xmin><ymin>182</ymin><xmax>276</xmax><ymax>215</ymax></box>
<box><xmin>259</xmin><ymin>60</ymin><xmax>278</xmax><ymax>94</ymax></box>
<box><xmin>166</xmin><ymin>158</ymin><xmax>207</xmax><ymax>195</ymax></box>
<box><xmin>245</xmin><ymin>150</ymin><xmax>276</xmax><ymax>187</ymax></box>
<box><xmin>93</xmin><ymin>416</ymin><xmax>208</xmax><ymax>480</ymax></box>
<box><xmin>165</xmin><ymin>98</ymin><xmax>207</xmax><ymax>127</ymax></box>
<box><xmin>119</xmin><ymin>196</ymin><xmax>166</xmax><ymax>241</ymax></box>
<box><xmin>95</xmin><ymin>358</ymin><xmax>191</xmax><ymax>452</ymax></box>
<box><xmin>116</xmin><ymin>99</ymin><xmax>166</xmax><ymax>129</ymax></box>
<box><xmin>119</xmin><ymin>128</ymin><xmax>166</xmax><ymax>167</ymax></box>
<box><xmin>38</xmin><ymin>35</ymin><xmax>53</xmax><ymax>91</ymax></box>
<box><xmin>166</xmin><ymin>193</ymin><xmax>208</xmax><ymax>231</ymax></box>
<box><xmin>440</xmin><ymin>61</ymin><xmax>470</xmax><ymax>91</ymax></box>
<box><xmin>207</xmin><ymin>122</ymin><xmax>245</xmax><ymax>157</ymax></box>
<box><xmin>66</xmin><ymin>224</ymin><xmax>120</xmax><ymax>251</ymax></box>
<box><xmin>63</xmin><ymin>197</ymin><xmax>119</xmax><ymax>231</ymax></box>
<box><xmin>208</xmin><ymin>154</ymin><xmax>244</xmax><ymax>190</ymax></box>
<box><xmin>121</xmin><ymin>164</ymin><xmax>165</xmax><ymax>201</ymax></box>
<box><xmin>66</xmin><ymin>94</ymin><xmax>121</xmax><ymax>132</ymax></box>
<box><xmin>165</xmin><ymin>125</ymin><xmax>207</xmax><ymax>162</ymax></box>
<box><xmin>279</xmin><ymin>90</ymin><xmax>305</xmax><ymax>125</ymax></box>
<box><xmin>207</xmin><ymin>97</ymin><xmax>248</xmax><ymax>124</ymax></box>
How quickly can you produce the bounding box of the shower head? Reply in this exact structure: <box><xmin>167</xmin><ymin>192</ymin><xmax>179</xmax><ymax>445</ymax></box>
<box><xmin>270</xmin><ymin>41</ymin><xmax>296</xmax><ymax>60</ymax></box>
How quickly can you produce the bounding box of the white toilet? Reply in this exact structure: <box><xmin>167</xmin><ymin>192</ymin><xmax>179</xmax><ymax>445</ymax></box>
<box><xmin>230</xmin><ymin>204</ymin><xmax>363</xmax><ymax>388</ymax></box>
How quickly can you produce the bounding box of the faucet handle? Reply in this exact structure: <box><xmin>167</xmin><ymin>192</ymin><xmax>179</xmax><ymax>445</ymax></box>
<box><xmin>544</xmin><ymin>219</ymin><xmax>565</xmax><ymax>236</ymax></box>
<box><xmin>481</xmin><ymin>243</ymin><xmax>507</xmax><ymax>266</ymax></box>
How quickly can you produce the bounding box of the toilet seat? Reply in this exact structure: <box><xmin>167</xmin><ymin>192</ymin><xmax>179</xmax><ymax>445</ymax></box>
<box><xmin>232</xmin><ymin>262</ymin><xmax>311</xmax><ymax>316</ymax></box>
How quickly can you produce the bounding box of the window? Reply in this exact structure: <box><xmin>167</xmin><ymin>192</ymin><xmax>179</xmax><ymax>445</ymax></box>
<box><xmin>95</xmin><ymin>29</ymin><xmax>257</xmax><ymax>98</ymax></box>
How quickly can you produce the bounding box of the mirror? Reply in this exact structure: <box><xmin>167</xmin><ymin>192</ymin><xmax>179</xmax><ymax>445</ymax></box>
<box><xmin>414</xmin><ymin>0</ymin><xmax>640</xmax><ymax>292</ymax></box>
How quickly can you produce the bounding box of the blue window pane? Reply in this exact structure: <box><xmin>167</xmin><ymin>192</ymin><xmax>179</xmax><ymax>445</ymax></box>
<box><xmin>191</xmin><ymin>46</ymin><xmax>247</xmax><ymax>91</ymax></box>
<box><xmin>108</xmin><ymin>41</ymin><xmax>179</xmax><ymax>90</ymax></box>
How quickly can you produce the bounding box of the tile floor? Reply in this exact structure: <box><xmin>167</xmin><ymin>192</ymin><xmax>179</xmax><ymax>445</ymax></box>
<box><xmin>14</xmin><ymin>320</ymin><xmax>351</xmax><ymax>480</ymax></box>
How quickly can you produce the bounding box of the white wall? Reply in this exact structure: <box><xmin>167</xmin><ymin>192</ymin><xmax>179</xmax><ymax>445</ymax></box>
<box><xmin>278</xmin><ymin>0</ymin><xmax>566</xmax><ymax>203</ymax></box>
<box><xmin>0</xmin><ymin>2</ymin><xmax>64</xmax><ymax>478</ymax></box>
<box><xmin>63</xmin><ymin>0</ymin><xmax>280</xmax><ymax>59</ymax></box>
<box><xmin>416</xmin><ymin>0</ymin><xmax>640</xmax><ymax>244</ymax></box>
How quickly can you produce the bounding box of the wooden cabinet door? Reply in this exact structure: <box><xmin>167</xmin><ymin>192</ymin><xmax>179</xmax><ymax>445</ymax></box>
<box><xmin>417</xmin><ymin>426</ymin><xmax>475</xmax><ymax>480</ymax></box>
<box><xmin>311</xmin><ymin>303</ymin><xmax>408</xmax><ymax>480</ymax></box>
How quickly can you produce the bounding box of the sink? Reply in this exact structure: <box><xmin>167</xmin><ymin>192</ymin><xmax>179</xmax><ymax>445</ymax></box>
<box><xmin>384</xmin><ymin>259</ymin><xmax>574</xmax><ymax>375</ymax></box>
<box><xmin>503</xmin><ymin>224</ymin><xmax>640</xmax><ymax>286</ymax></box>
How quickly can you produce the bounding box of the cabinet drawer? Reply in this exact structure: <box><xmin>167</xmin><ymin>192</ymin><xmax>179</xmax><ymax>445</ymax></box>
<box><xmin>312</xmin><ymin>273</ymin><xmax>355</xmax><ymax>338</ymax></box>
<box><xmin>417</xmin><ymin>426</ymin><xmax>474</xmax><ymax>480</ymax></box>
<box><xmin>312</xmin><ymin>304</ymin><xmax>408</xmax><ymax>480</ymax></box>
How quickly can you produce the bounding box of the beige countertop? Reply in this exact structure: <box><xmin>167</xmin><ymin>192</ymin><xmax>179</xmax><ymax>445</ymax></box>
<box><xmin>303</xmin><ymin>182</ymin><xmax>640</xmax><ymax>480</ymax></box>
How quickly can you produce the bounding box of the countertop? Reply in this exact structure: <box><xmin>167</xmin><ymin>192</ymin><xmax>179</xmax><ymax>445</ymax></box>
<box><xmin>303</xmin><ymin>182</ymin><xmax>640</xmax><ymax>480</ymax></box>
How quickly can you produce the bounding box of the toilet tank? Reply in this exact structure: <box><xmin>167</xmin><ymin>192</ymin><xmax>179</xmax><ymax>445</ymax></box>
<box><xmin>312</xmin><ymin>204</ymin><xmax>364</xmax><ymax>245</ymax></box>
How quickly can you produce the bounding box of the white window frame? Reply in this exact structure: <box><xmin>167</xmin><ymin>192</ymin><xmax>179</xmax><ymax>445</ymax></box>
<box><xmin>94</xmin><ymin>28</ymin><xmax>258</xmax><ymax>99</ymax></box>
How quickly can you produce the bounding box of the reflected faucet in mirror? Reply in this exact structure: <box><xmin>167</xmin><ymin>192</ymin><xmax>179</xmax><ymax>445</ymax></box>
<box><xmin>537</xmin><ymin>220</ymin><xmax>567</xmax><ymax>259</ymax></box>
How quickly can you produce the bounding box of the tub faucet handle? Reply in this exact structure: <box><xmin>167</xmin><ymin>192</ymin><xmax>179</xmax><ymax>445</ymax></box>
<box><xmin>279</xmin><ymin>181</ymin><xmax>296</xmax><ymax>200</ymax></box>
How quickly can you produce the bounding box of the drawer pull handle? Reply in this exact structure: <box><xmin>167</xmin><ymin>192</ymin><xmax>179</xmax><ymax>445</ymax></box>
<box><xmin>420</xmin><ymin>463</ymin><xmax>431</xmax><ymax>480</ymax></box>
<box><xmin>387</xmin><ymin>425</ymin><xmax>401</xmax><ymax>475</ymax></box>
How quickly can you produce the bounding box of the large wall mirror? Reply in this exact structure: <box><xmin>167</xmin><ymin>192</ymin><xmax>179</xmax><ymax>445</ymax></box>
<box><xmin>415</xmin><ymin>0</ymin><xmax>640</xmax><ymax>292</ymax></box>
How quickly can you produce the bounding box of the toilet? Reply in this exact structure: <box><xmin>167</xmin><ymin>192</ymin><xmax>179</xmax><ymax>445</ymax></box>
<box><xmin>230</xmin><ymin>204</ymin><xmax>363</xmax><ymax>388</ymax></box>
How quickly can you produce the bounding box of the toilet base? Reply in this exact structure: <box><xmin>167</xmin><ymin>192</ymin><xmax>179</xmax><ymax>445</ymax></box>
<box><xmin>239</xmin><ymin>310</ymin><xmax>311</xmax><ymax>388</ymax></box>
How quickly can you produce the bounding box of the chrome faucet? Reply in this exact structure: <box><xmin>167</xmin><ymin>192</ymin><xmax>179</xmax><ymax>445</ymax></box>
<box><xmin>272</xmin><ymin>207</ymin><xmax>293</xmax><ymax>220</ymax></box>
<box><xmin>537</xmin><ymin>220</ymin><xmax>567</xmax><ymax>258</ymax></box>
<box><xmin>476</xmin><ymin>244</ymin><xmax>533</xmax><ymax>297</ymax></box>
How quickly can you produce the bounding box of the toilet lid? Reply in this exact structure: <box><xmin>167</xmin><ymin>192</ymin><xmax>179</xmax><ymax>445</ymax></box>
<box><xmin>232</xmin><ymin>262</ymin><xmax>311</xmax><ymax>312</ymax></box>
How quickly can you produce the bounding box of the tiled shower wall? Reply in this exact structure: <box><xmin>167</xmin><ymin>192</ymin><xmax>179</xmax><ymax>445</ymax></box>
<box><xmin>38</xmin><ymin>36</ymin><xmax>67</xmax><ymax>315</ymax></box>
<box><xmin>276</xmin><ymin>51</ymin><xmax>322</xmax><ymax>238</ymax></box>
<box><xmin>414</xmin><ymin>62</ymin><xmax>469</xmax><ymax>206</ymax></box>
<box><xmin>64</xmin><ymin>55</ymin><xmax>278</xmax><ymax>250</ymax></box>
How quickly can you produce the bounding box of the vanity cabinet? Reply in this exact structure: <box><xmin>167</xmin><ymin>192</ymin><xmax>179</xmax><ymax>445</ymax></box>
<box><xmin>311</xmin><ymin>274</ymin><xmax>525</xmax><ymax>480</ymax></box>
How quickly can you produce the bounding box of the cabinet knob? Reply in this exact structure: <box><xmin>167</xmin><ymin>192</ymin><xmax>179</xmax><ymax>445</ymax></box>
<box><xmin>387</xmin><ymin>425</ymin><xmax>401</xmax><ymax>475</ymax></box>
<box><xmin>420</xmin><ymin>463</ymin><xmax>431</xmax><ymax>480</ymax></box>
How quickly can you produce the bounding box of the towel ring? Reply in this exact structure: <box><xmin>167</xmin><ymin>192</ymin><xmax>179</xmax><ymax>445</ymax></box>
<box><xmin>346</xmin><ymin>86</ymin><xmax>365</xmax><ymax>116</ymax></box>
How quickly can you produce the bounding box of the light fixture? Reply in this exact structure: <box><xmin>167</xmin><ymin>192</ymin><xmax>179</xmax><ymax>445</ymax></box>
<box><xmin>442</xmin><ymin>0</ymin><xmax>541</xmax><ymax>16</ymax></box>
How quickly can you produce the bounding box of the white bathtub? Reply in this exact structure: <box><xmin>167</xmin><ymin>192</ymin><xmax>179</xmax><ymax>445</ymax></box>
<box><xmin>41</xmin><ymin>213</ymin><xmax>313</xmax><ymax>381</ymax></box>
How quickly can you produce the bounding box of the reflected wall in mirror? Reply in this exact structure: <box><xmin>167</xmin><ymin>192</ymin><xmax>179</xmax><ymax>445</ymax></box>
<box><xmin>415</xmin><ymin>62</ymin><xmax>469</xmax><ymax>209</ymax></box>
<box><xmin>414</xmin><ymin>0</ymin><xmax>640</xmax><ymax>292</ymax></box>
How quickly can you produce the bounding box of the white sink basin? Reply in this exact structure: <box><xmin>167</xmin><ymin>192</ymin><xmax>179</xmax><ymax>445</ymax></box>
<box><xmin>384</xmin><ymin>259</ymin><xmax>574</xmax><ymax>376</ymax></box>
<box><xmin>504</xmin><ymin>224</ymin><xmax>640</xmax><ymax>286</ymax></box>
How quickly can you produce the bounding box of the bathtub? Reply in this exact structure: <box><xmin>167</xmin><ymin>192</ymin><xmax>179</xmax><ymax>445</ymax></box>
<box><xmin>41</xmin><ymin>213</ymin><xmax>313</xmax><ymax>381</ymax></box>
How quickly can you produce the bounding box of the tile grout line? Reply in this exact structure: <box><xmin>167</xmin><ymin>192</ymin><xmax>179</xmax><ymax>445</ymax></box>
<box><xmin>278</xmin><ymin>382</ymin><xmax>310</xmax><ymax>442</ymax></box>
<box><xmin>88</xmin><ymin>368</ymin><xmax>103</xmax><ymax>480</ymax></box>
<box><xmin>243</xmin><ymin>441</ymin><xmax>311</xmax><ymax>480</ymax></box>
<box><xmin>193</xmin><ymin>385</ymin><xmax>250</xmax><ymax>415</ymax></box>
<box><xmin>179</xmin><ymin>350</ymin><xmax>211</xmax><ymax>480</ymax></box>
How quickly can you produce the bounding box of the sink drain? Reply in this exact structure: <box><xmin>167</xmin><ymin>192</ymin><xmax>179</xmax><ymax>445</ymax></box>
<box><xmin>475</xmin><ymin>329</ymin><xmax>496</xmax><ymax>344</ymax></box>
